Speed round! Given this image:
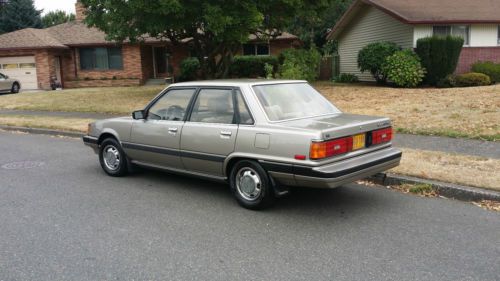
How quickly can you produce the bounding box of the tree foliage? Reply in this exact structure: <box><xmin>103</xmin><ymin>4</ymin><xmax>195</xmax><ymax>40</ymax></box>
<box><xmin>288</xmin><ymin>0</ymin><xmax>352</xmax><ymax>53</ymax></box>
<box><xmin>277</xmin><ymin>48</ymin><xmax>321</xmax><ymax>81</ymax></box>
<box><xmin>80</xmin><ymin>0</ymin><xmax>334</xmax><ymax>79</ymax></box>
<box><xmin>0</xmin><ymin>0</ymin><xmax>42</xmax><ymax>34</ymax></box>
<box><xmin>382</xmin><ymin>50</ymin><xmax>426</xmax><ymax>88</ymax></box>
<box><xmin>357</xmin><ymin>41</ymin><xmax>399</xmax><ymax>84</ymax></box>
<box><xmin>42</xmin><ymin>10</ymin><xmax>75</xmax><ymax>28</ymax></box>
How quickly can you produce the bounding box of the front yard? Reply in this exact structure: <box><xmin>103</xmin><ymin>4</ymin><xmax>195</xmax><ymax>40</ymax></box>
<box><xmin>0</xmin><ymin>82</ymin><xmax>498</xmax><ymax>141</ymax></box>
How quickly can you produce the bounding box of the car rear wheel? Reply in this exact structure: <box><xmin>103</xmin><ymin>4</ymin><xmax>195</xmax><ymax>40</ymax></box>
<box><xmin>11</xmin><ymin>83</ymin><xmax>19</xmax><ymax>94</ymax></box>
<box><xmin>230</xmin><ymin>160</ymin><xmax>275</xmax><ymax>210</ymax></box>
<box><xmin>99</xmin><ymin>138</ymin><xmax>128</xmax><ymax>177</ymax></box>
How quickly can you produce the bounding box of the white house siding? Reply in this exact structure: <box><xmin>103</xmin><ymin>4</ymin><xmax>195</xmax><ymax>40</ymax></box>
<box><xmin>413</xmin><ymin>24</ymin><xmax>499</xmax><ymax>47</ymax></box>
<box><xmin>337</xmin><ymin>5</ymin><xmax>414</xmax><ymax>81</ymax></box>
<box><xmin>470</xmin><ymin>24</ymin><xmax>498</xmax><ymax>47</ymax></box>
<box><xmin>413</xmin><ymin>25</ymin><xmax>432</xmax><ymax>47</ymax></box>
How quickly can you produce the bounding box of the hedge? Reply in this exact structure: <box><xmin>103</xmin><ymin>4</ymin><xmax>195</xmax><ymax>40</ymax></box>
<box><xmin>455</xmin><ymin>72</ymin><xmax>491</xmax><ymax>87</ymax></box>
<box><xmin>229</xmin><ymin>55</ymin><xmax>279</xmax><ymax>78</ymax></box>
<box><xmin>471</xmin><ymin>61</ymin><xmax>500</xmax><ymax>83</ymax></box>
<box><xmin>415</xmin><ymin>36</ymin><xmax>464</xmax><ymax>85</ymax></box>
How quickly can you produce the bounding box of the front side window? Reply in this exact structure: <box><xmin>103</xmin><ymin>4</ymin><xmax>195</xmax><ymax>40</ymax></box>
<box><xmin>190</xmin><ymin>89</ymin><xmax>235</xmax><ymax>124</ymax></box>
<box><xmin>147</xmin><ymin>89</ymin><xmax>196</xmax><ymax>121</ymax></box>
<box><xmin>79</xmin><ymin>47</ymin><xmax>123</xmax><ymax>70</ymax></box>
<box><xmin>0</xmin><ymin>73</ymin><xmax>5</xmax><ymax>79</ymax></box>
<box><xmin>253</xmin><ymin>83</ymin><xmax>340</xmax><ymax>122</ymax></box>
<box><xmin>242</xmin><ymin>43</ymin><xmax>270</xmax><ymax>56</ymax></box>
<box><xmin>433</xmin><ymin>25</ymin><xmax>470</xmax><ymax>45</ymax></box>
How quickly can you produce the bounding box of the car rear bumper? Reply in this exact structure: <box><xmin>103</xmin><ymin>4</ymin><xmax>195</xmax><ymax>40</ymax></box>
<box><xmin>82</xmin><ymin>135</ymin><xmax>99</xmax><ymax>153</ymax></box>
<box><xmin>261</xmin><ymin>147</ymin><xmax>402</xmax><ymax>189</ymax></box>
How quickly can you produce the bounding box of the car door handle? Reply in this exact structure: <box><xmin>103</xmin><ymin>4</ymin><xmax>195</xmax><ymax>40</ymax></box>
<box><xmin>220</xmin><ymin>131</ymin><xmax>232</xmax><ymax>136</ymax></box>
<box><xmin>168</xmin><ymin>127</ymin><xmax>178</xmax><ymax>133</ymax></box>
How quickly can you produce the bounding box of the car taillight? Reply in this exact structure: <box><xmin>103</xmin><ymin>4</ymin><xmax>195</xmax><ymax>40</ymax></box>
<box><xmin>310</xmin><ymin>136</ymin><xmax>353</xmax><ymax>160</ymax></box>
<box><xmin>372</xmin><ymin>127</ymin><xmax>393</xmax><ymax>145</ymax></box>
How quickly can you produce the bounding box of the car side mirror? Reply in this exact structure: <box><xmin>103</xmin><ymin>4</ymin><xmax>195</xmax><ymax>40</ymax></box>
<box><xmin>4</xmin><ymin>75</ymin><xmax>8</xmax><ymax>79</ymax></box>
<box><xmin>132</xmin><ymin>110</ymin><xmax>145</xmax><ymax>120</ymax></box>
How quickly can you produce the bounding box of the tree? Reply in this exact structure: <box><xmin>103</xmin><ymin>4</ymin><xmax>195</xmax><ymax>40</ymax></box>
<box><xmin>0</xmin><ymin>0</ymin><xmax>42</xmax><ymax>34</ymax></box>
<box><xmin>42</xmin><ymin>10</ymin><xmax>75</xmax><ymax>28</ymax></box>
<box><xmin>288</xmin><ymin>0</ymin><xmax>352</xmax><ymax>53</ymax></box>
<box><xmin>80</xmin><ymin>0</ymin><xmax>334</xmax><ymax>79</ymax></box>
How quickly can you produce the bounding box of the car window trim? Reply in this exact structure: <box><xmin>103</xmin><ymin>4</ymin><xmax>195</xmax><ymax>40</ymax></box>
<box><xmin>143</xmin><ymin>86</ymin><xmax>198</xmax><ymax>121</ymax></box>
<box><xmin>234</xmin><ymin>88</ymin><xmax>255</xmax><ymax>125</ymax></box>
<box><xmin>185</xmin><ymin>86</ymin><xmax>237</xmax><ymax>125</ymax></box>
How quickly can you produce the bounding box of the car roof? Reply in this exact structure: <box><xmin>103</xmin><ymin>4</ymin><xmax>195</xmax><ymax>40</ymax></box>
<box><xmin>170</xmin><ymin>79</ymin><xmax>307</xmax><ymax>87</ymax></box>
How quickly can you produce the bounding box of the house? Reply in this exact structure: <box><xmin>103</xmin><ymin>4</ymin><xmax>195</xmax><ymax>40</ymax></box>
<box><xmin>327</xmin><ymin>0</ymin><xmax>500</xmax><ymax>81</ymax></box>
<box><xmin>0</xmin><ymin>1</ymin><xmax>300</xmax><ymax>90</ymax></box>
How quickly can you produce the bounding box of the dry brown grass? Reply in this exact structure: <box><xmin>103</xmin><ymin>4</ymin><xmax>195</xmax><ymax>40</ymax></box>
<box><xmin>0</xmin><ymin>115</ymin><xmax>92</xmax><ymax>132</ymax></box>
<box><xmin>392</xmin><ymin>148</ymin><xmax>500</xmax><ymax>191</ymax></box>
<box><xmin>0</xmin><ymin>86</ymin><xmax>163</xmax><ymax>114</ymax></box>
<box><xmin>316</xmin><ymin>82</ymin><xmax>500</xmax><ymax>141</ymax></box>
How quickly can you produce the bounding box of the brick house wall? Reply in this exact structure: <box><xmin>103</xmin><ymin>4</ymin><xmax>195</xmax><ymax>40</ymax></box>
<box><xmin>71</xmin><ymin>44</ymin><xmax>144</xmax><ymax>81</ymax></box>
<box><xmin>456</xmin><ymin>47</ymin><xmax>500</xmax><ymax>74</ymax></box>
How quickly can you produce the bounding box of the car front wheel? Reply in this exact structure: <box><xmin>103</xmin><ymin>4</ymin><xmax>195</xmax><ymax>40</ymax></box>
<box><xmin>230</xmin><ymin>160</ymin><xmax>275</xmax><ymax>210</ymax></box>
<box><xmin>11</xmin><ymin>83</ymin><xmax>20</xmax><ymax>93</ymax></box>
<box><xmin>99</xmin><ymin>138</ymin><xmax>129</xmax><ymax>177</ymax></box>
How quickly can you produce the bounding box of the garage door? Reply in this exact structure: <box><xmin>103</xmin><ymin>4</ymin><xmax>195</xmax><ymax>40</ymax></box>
<box><xmin>0</xmin><ymin>56</ymin><xmax>38</xmax><ymax>90</ymax></box>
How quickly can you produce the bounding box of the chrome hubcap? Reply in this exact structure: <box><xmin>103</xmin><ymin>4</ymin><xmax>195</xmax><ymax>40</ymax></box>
<box><xmin>103</xmin><ymin>145</ymin><xmax>120</xmax><ymax>171</ymax></box>
<box><xmin>236</xmin><ymin>167</ymin><xmax>262</xmax><ymax>201</ymax></box>
<box><xmin>13</xmin><ymin>85</ymin><xmax>18</xmax><ymax>91</ymax></box>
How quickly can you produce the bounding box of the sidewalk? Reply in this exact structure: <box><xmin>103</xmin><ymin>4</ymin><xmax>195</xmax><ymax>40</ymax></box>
<box><xmin>1</xmin><ymin>109</ymin><xmax>499</xmax><ymax>159</ymax></box>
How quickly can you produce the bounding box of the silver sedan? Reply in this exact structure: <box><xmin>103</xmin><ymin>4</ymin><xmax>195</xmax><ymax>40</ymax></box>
<box><xmin>83</xmin><ymin>80</ymin><xmax>402</xmax><ymax>209</ymax></box>
<box><xmin>0</xmin><ymin>72</ymin><xmax>20</xmax><ymax>93</ymax></box>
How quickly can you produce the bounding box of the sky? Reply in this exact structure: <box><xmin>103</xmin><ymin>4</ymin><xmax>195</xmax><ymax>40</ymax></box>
<box><xmin>34</xmin><ymin>0</ymin><xmax>76</xmax><ymax>15</ymax></box>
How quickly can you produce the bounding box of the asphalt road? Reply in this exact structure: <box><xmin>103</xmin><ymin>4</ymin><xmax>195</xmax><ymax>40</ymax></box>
<box><xmin>0</xmin><ymin>131</ymin><xmax>498</xmax><ymax>281</ymax></box>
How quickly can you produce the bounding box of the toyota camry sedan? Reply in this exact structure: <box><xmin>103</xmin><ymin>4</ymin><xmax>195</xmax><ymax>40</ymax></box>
<box><xmin>83</xmin><ymin>80</ymin><xmax>402</xmax><ymax>209</ymax></box>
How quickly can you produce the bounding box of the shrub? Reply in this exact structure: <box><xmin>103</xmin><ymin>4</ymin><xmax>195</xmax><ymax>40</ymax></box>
<box><xmin>277</xmin><ymin>48</ymin><xmax>321</xmax><ymax>81</ymax></box>
<box><xmin>264</xmin><ymin>63</ymin><xmax>274</xmax><ymax>79</ymax></box>
<box><xmin>179</xmin><ymin>57</ymin><xmax>201</xmax><ymax>81</ymax></box>
<box><xmin>229</xmin><ymin>56</ymin><xmax>279</xmax><ymax>78</ymax></box>
<box><xmin>382</xmin><ymin>50</ymin><xmax>426</xmax><ymax>88</ymax></box>
<box><xmin>455</xmin><ymin>72</ymin><xmax>491</xmax><ymax>87</ymax></box>
<box><xmin>471</xmin><ymin>61</ymin><xmax>500</xmax><ymax>83</ymax></box>
<box><xmin>436</xmin><ymin>75</ymin><xmax>456</xmax><ymax>88</ymax></box>
<box><xmin>357</xmin><ymin>42</ymin><xmax>399</xmax><ymax>84</ymax></box>
<box><xmin>415</xmin><ymin>36</ymin><xmax>464</xmax><ymax>85</ymax></box>
<box><xmin>335</xmin><ymin>73</ymin><xmax>359</xmax><ymax>83</ymax></box>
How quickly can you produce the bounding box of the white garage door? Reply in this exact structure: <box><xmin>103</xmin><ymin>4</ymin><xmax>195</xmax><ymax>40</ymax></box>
<box><xmin>0</xmin><ymin>56</ymin><xmax>38</xmax><ymax>90</ymax></box>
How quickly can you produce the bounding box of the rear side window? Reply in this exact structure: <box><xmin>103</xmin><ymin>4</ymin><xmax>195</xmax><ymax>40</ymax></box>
<box><xmin>236</xmin><ymin>90</ymin><xmax>254</xmax><ymax>125</ymax></box>
<box><xmin>147</xmin><ymin>88</ymin><xmax>196</xmax><ymax>121</ymax></box>
<box><xmin>189</xmin><ymin>89</ymin><xmax>235</xmax><ymax>124</ymax></box>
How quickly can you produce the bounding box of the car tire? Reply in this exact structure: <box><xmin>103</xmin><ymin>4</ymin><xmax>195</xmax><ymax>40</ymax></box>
<box><xmin>11</xmin><ymin>83</ymin><xmax>20</xmax><ymax>94</ymax></box>
<box><xmin>229</xmin><ymin>160</ymin><xmax>275</xmax><ymax>210</ymax></box>
<box><xmin>99</xmin><ymin>138</ymin><xmax>129</xmax><ymax>177</ymax></box>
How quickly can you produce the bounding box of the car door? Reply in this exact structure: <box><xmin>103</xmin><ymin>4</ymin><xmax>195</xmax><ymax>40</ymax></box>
<box><xmin>180</xmin><ymin>88</ymin><xmax>238</xmax><ymax>176</ymax></box>
<box><xmin>125</xmin><ymin>88</ymin><xmax>197</xmax><ymax>169</ymax></box>
<box><xmin>0</xmin><ymin>73</ymin><xmax>8</xmax><ymax>91</ymax></box>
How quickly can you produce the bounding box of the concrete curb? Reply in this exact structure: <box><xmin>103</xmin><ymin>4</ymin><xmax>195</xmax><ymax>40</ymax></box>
<box><xmin>0</xmin><ymin>125</ymin><xmax>83</xmax><ymax>138</ymax></box>
<box><xmin>370</xmin><ymin>173</ymin><xmax>500</xmax><ymax>202</ymax></box>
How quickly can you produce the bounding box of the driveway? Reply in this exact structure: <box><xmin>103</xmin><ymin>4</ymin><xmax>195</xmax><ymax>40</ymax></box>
<box><xmin>0</xmin><ymin>131</ymin><xmax>498</xmax><ymax>280</ymax></box>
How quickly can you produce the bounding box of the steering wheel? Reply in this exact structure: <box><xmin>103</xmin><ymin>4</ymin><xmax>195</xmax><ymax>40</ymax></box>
<box><xmin>166</xmin><ymin>105</ymin><xmax>185</xmax><ymax>120</ymax></box>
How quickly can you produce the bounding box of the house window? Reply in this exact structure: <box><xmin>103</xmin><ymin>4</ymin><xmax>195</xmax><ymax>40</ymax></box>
<box><xmin>79</xmin><ymin>47</ymin><xmax>123</xmax><ymax>70</ymax></box>
<box><xmin>242</xmin><ymin>43</ymin><xmax>270</xmax><ymax>56</ymax></box>
<box><xmin>432</xmin><ymin>25</ymin><xmax>470</xmax><ymax>45</ymax></box>
<box><xmin>498</xmin><ymin>25</ymin><xmax>500</xmax><ymax>45</ymax></box>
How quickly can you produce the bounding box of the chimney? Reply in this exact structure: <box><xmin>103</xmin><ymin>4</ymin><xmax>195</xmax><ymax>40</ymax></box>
<box><xmin>75</xmin><ymin>1</ymin><xmax>86</xmax><ymax>22</ymax></box>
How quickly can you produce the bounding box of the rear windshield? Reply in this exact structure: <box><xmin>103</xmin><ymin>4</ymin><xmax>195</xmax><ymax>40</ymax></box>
<box><xmin>252</xmin><ymin>83</ymin><xmax>340</xmax><ymax>121</ymax></box>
